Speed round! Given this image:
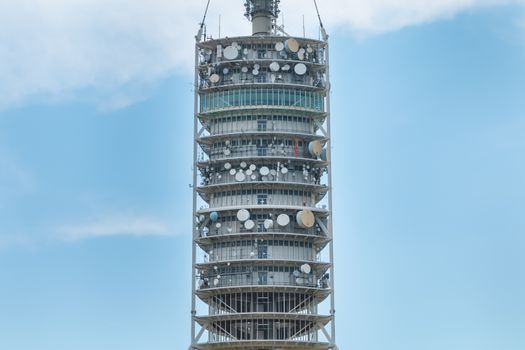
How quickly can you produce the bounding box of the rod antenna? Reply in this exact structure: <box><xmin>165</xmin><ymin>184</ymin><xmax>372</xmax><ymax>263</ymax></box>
<box><xmin>313</xmin><ymin>0</ymin><xmax>328</xmax><ymax>41</ymax></box>
<box><xmin>196</xmin><ymin>0</ymin><xmax>211</xmax><ymax>41</ymax></box>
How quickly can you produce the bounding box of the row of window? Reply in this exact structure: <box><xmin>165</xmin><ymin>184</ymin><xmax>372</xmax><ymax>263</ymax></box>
<box><xmin>212</xmin><ymin>189</ymin><xmax>311</xmax><ymax>197</ymax></box>
<box><xmin>200</xmin><ymin>88</ymin><xmax>324</xmax><ymax>112</ymax></box>
<box><xmin>209</xmin><ymin>114</ymin><xmax>312</xmax><ymax>123</ymax></box>
<box><xmin>211</xmin><ymin>265</ymin><xmax>305</xmax><ymax>274</ymax></box>
<box><xmin>214</xmin><ymin>139</ymin><xmax>304</xmax><ymax>147</ymax></box>
<box><xmin>212</xmin><ymin>240</ymin><xmax>313</xmax><ymax>249</ymax></box>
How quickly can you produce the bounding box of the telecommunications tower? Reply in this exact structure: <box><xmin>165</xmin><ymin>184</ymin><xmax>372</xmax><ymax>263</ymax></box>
<box><xmin>190</xmin><ymin>1</ymin><xmax>336</xmax><ymax>348</ymax></box>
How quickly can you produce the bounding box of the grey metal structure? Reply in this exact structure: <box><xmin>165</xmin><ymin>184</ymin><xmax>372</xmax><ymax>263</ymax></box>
<box><xmin>190</xmin><ymin>1</ymin><xmax>336</xmax><ymax>349</ymax></box>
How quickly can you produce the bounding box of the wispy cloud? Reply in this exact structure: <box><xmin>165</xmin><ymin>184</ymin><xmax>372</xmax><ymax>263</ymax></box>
<box><xmin>0</xmin><ymin>0</ymin><xmax>522</xmax><ymax>110</ymax></box>
<box><xmin>57</xmin><ymin>215</ymin><xmax>174</xmax><ymax>241</ymax></box>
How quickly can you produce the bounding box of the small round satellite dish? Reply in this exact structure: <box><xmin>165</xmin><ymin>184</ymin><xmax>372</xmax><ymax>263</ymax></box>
<box><xmin>240</xmin><ymin>161</ymin><xmax>247</xmax><ymax>168</ymax></box>
<box><xmin>285</xmin><ymin>38</ymin><xmax>300</xmax><ymax>53</ymax></box>
<box><xmin>223</xmin><ymin>45</ymin><xmax>239</xmax><ymax>60</ymax></box>
<box><xmin>237</xmin><ymin>209</ymin><xmax>250</xmax><ymax>222</ymax></box>
<box><xmin>307</xmin><ymin>46</ymin><xmax>314</xmax><ymax>53</ymax></box>
<box><xmin>259</xmin><ymin>166</ymin><xmax>270</xmax><ymax>176</ymax></box>
<box><xmin>296</xmin><ymin>210</ymin><xmax>315</xmax><ymax>228</ymax></box>
<box><xmin>224</xmin><ymin>148</ymin><xmax>231</xmax><ymax>156</ymax></box>
<box><xmin>229</xmin><ymin>169</ymin><xmax>236</xmax><ymax>176</ymax></box>
<box><xmin>277</xmin><ymin>214</ymin><xmax>290</xmax><ymax>226</ymax></box>
<box><xmin>294</xmin><ymin>63</ymin><xmax>307</xmax><ymax>75</ymax></box>
<box><xmin>215</xmin><ymin>222</ymin><xmax>222</xmax><ymax>229</ymax></box>
<box><xmin>251</xmin><ymin>174</ymin><xmax>257</xmax><ymax>180</ymax></box>
<box><xmin>209</xmin><ymin>74</ymin><xmax>220</xmax><ymax>83</ymax></box>
<box><xmin>246</xmin><ymin>169</ymin><xmax>253</xmax><ymax>176</ymax></box>
<box><xmin>254</xmin><ymin>63</ymin><xmax>260</xmax><ymax>70</ymax></box>
<box><xmin>270</xmin><ymin>169</ymin><xmax>277</xmax><ymax>176</ymax></box>
<box><xmin>213</xmin><ymin>278</ymin><xmax>220</xmax><ymax>286</ymax></box>
<box><xmin>293</xmin><ymin>270</ymin><xmax>300</xmax><ymax>277</ymax></box>
<box><xmin>202</xmin><ymin>227</ymin><xmax>209</xmax><ymax>235</ymax></box>
<box><xmin>235</xmin><ymin>172</ymin><xmax>246</xmax><ymax>182</ymax></box>
<box><xmin>244</xmin><ymin>219</ymin><xmax>255</xmax><ymax>230</ymax></box>
<box><xmin>261</xmin><ymin>176</ymin><xmax>268</xmax><ymax>181</ymax></box>
<box><xmin>250</xmin><ymin>251</ymin><xmax>255</xmax><ymax>257</ymax></box>
<box><xmin>269</xmin><ymin>62</ymin><xmax>280</xmax><ymax>72</ymax></box>
<box><xmin>308</xmin><ymin>140</ymin><xmax>323</xmax><ymax>157</ymax></box>
<box><xmin>210</xmin><ymin>211</ymin><xmax>219</xmax><ymax>222</ymax></box>
<box><xmin>295</xmin><ymin>277</ymin><xmax>304</xmax><ymax>284</ymax></box>
<box><xmin>249</xmin><ymin>164</ymin><xmax>256</xmax><ymax>171</ymax></box>
<box><xmin>264</xmin><ymin>219</ymin><xmax>274</xmax><ymax>229</ymax></box>
<box><xmin>222</xmin><ymin>67</ymin><xmax>229</xmax><ymax>75</ymax></box>
<box><xmin>281</xmin><ymin>167</ymin><xmax>288</xmax><ymax>174</ymax></box>
<box><xmin>224</xmin><ymin>162</ymin><xmax>232</xmax><ymax>170</ymax></box>
<box><xmin>231</xmin><ymin>42</ymin><xmax>238</xmax><ymax>48</ymax></box>
<box><xmin>282</xmin><ymin>64</ymin><xmax>290</xmax><ymax>71</ymax></box>
<box><xmin>198</xmin><ymin>279</ymin><xmax>204</xmax><ymax>288</ymax></box>
<box><xmin>199</xmin><ymin>214</ymin><xmax>205</xmax><ymax>222</ymax></box>
<box><xmin>241</xmin><ymin>66</ymin><xmax>249</xmax><ymax>73</ymax></box>
<box><xmin>301</xmin><ymin>263</ymin><xmax>312</xmax><ymax>274</ymax></box>
<box><xmin>252</xmin><ymin>69</ymin><xmax>259</xmax><ymax>76</ymax></box>
<box><xmin>275</xmin><ymin>42</ymin><xmax>285</xmax><ymax>51</ymax></box>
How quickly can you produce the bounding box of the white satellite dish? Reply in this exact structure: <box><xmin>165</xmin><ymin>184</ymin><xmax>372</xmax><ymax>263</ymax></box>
<box><xmin>246</xmin><ymin>169</ymin><xmax>253</xmax><ymax>176</ymax></box>
<box><xmin>229</xmin><ymin>169</ymin><xmax>236</xmax><ymax>176</ymax></box>
<box><xmin>300</xmin><ymin>263</ymin><xmax>311</xmax><ymax>274</ymax></box>
<box><xmin>275</xmin><ymin>42</ymin><xmax>285</xmax><ymax>51</ymax></box>
<box><xmin>241</xmin><ymin>66</ymin><xmax>249</xmax><ymax>73</ymax></box>
<box><xmin>295</xmin><ymin>277</ymin><xmax>304</xmax><ymax>284</ymax></box>
<box><xmin>223</xmin><ymin>45</ymin><xmax>239</xmax><ymax>60</ymax></box>
<box><xmin>213</xmin><ymin>278</ymin><xmax>220</xmax><ymax>286</ymax></box>
<box><xmin>237</xmin><ymin>209</ymin><xmax>250</xmax><ymax>222</ymax></box>
<box><xmin>224</xmin><ymin>162</ymin><xmax>232</xmax><ymax>170</ymax></box>
<box><xmin>270</xmin><ymin>169</ymin><xmax>277</xmax><ymax>176</ymax></box>
<box><xmin>297</xmin><ymin>48</ymin><xmax>306</xmax><ymax>61</ymax></box>
<box><xmin>244</xmin><ymin>219</ymin><xmax>255</xmax><ymax>230</ymax></box>
<box><xmin>294</xmin><ymin>63</ymin><xmax>307</xmax><ymax>75</ymax></box>
<box><xmin>249</xmin><ymin>164</ymin><xmax>256</xmax><ymax>171</ymax></box>
<box><xmin>224</xmin><ymin>148</ymin><xmax>231</xmax><ymax>156</ymax></box>
<box><xmin>251</xmin><ymin>174</ymin><xmax>257</xmax><ymax>180</ymax></box>
<box><xmin>235</xmin><ymin>172</ymin><xmax>246</xmax><ymax>182</ymax></box>
<box><xmin>252</xmin><ymin>69</ymin><xmax>259</xmax><ymax>76</ymax></box>
<box><xmin>269</xmin><ymin>62</ymin><xmax>280</xmax><ymax>72</ymax></box>
<box><xmin>222</xmin><ymin>67</ymin><xmax>229</xmax><ymax>75</ymax></box>
<box><xmin>240</xmin><ymin>161</ymin><xmax>247</xmax><ymax>168</ymax></box>
<box><xmin>209</xmin><ymin>73</ymin><xmax>220</xmax><ymax>83</ymax></box>
<box><xmin>198</xmin><ymin>279</ymin><xmax>205</xmax><ymax>288</ymax></box>
<box><xmin>264</xmin><ymin>219</ymin><xmax>274</xmax><ymax>229</ymax></box>
<box><xmin>254</xmin><ymin>63</ymin><xmax>260</xmax><ymax>70</ymax></box>
<box><xmin>215</xmin><ymin>222</ymin><xmax>222</xmax><ymax>229</ymax></box>
<box><xmin>277</xmin><ymin>214</ymin><xmax>290</xmax><ymax>226</ymax></box>
<box><xmin>282</xmin><ymin>64</ymin><xmax>290</xmax><ymax>71</ymax></box>
<box><xmin>199</xmin><ymin>214</ymin><xmax>205</xmax><ymax>222</ymax></box>
<box><xmin>259</xmin><ymin>166</ymin><xmax>270</xmax><ymax>176</ymax></box>
<box><xmin>281</xmin><ymin>167</ymin><xmax>288</xmax><ymax>174</ymax></box>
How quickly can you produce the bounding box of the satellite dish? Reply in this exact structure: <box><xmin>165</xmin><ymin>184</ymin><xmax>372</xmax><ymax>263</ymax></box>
<box><xmin>249</xmin><ymin>164</ymin><xmax>256</xmax><ymax>171</ymax></box>
<box><xmin>202</xmin><ymin>227</ymin><xmax>209</xmax><ymax>235</ymax></box>
<box><xmin>209</xmin><ymin>73</ymin><xmax>220</xmax><ymax>83</ymax></box>
<box><xmin>282</xmin><ymin>64</ymin><xmax>290</xmax><ymax>71</ymax></box>
<box><xmin>237</xmin><ymin>209</ymin><xmax>250</xmax><ymax>222</ymax></box>
<box><xmin>224</xmin><ymin>162</ymin><xmax>232</xmax><ymax>170</ymax></box>
<box><xmin>229</xmin><ymin>169</ymin><xmax>236</xmax><ymax>176</ymax></box>
<box><xmin>223</xmin><ymin>45</ymin><xmax>239</xmax><ymax>60</ymax></box>
<box><xmin>251</xmin><ymin>174</ymin><xmax>257</xmax><ymax>180</ymax></box>
<box><xmin>295</xmin><ymin>277</ymin><xmax>304</xmax><ymax>284</ymax></box>
<box><xmin>293</xmin><ymin>270</ymin><xmax>300</xmax><ymax>277</ymax></box>
<box><xmin>281</xmin><ymin>167</ymin><xmax>288</xmax><ymax>174</ymax></box>
<box><xmin>222</xmin><ymin>67</ymin><xmax>229</xmax><ymax>74</ymax></box>
<box><xmin>259</xmin><ymin>166</ymin><xmax>270</xmax><ymax>176</ymax></box>
<box><xmin>300</xmin><ymin>263</ymin><xmax>311</xmax><ymax>274</ymax></box>
<box><xmin>235</xmin><ymin>172</ymin><xmax>246</xmax><ymax>182</ymax></box>
<box><xmin>269</xmin><ymin>62</ymin><xmax>280</xmax><ymax>72</ymax></box>
<box><xmin>285</xmin><ymin>38</ymin><xmax>300</xmax><ymax>53</ymax></box>
<box><xmin>199</xmin><ymin>214</ymin><xmax>205</xmax><ymax>222</ymax></box>
<box><xmin>240</xmin><ymin>161</ymin><xmax>247</xmax><ymax>168</ymax></box>
<box><xmin>244</xmin><ymin>219</ymin><xmax>255</xmax><ymax>230</ymax></box>
<box><xmin>264</xmin><ymin>219</ymin><xmax>274</xmax><ymax>229</ymax></box>
<box><xmin>198</xmin><ymin>279</ymin><xmax>204</xmax><ymax>288</ymax></box>
<box><xmin>254</xmin><ymin>63</ymin><xmax>260</xmax><ymax>70</ymax></box>
<box><xmin>297</xmin><ymin>48</ymin><xmax>306</xmax><ymax>61</ymax></box>
<box><xmin>294</xmin><ymin>63</ymin><xmax>307</xmax><ymax>75</ymax></box>
<box><xmin>276</xmin><ymin>214</ymin><xmax>290</xmax><ymax>227</ymax></box>
<box><xmin>241</xmin><ymin>66</ymin><xmax>249</xmax><ymax>73</ymax></box>
<box><xmin>296</xmin><ymin>210</ymin><xmax>315</xmax><ymax>228</ymax></box>
<box><xmin>252</xmin><ymin>69</ymin><xmax>259</xmax><ymax>76</ymax></box>
<box><xmin>246</xmin><ymin>169</ymin><xmax>253</xmax><ymax>176</ymax></box>
<box><xmin>308</xmin><ymin>140</ymin><xmax>323</xmax><ymax>157</ymax></box>
<box><xmin>215</xmin><ymin>222</ymin><xmax>222</xmax><ymax>229</ymax></box>
<box><xmin>224</xmin><ymin>148</ymin><xmax>231</xmax><ymax>156</ymax></box>
<box><xmin>210</xmin><ymin>211</ymin><xmax>219</xmax><ymax>222</ymax></box>
<box><xmin>213</xmin><ymin>278</ymin><xmax>220</xmax><ymax>286</ymax></box>
<box><xmin>275</xmin><ymin>42</ymin><xmax>285</xmax><ymax>51</ymax></box>
<box><xmin>270</xmin><ymin>169</ymin><xmax>277</xmax><ymax>176</ymax></box>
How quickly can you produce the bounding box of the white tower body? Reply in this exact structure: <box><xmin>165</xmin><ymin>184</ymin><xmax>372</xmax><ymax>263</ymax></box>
<box><xmin>190</xmin><ymin>1</ymin><xmax>336</xmax><ymax>349</ymax></box>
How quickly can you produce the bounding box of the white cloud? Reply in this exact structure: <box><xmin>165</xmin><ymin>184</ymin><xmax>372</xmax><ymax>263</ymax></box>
<box><xmin>0</xmin><ymin>0</ymin><xmax>522</xmax><ymax>109</ymax></box>
<box><xmin>57</xmin><ymin>215</ymin><xmax>174</xmax><ymax>241</ymax></box>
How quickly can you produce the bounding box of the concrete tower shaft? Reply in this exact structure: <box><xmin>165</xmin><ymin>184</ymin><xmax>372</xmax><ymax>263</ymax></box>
<box><xmin>244</xmin><ymin>0</ymin><xmax>280</xmax><ymax>35</ymax></box>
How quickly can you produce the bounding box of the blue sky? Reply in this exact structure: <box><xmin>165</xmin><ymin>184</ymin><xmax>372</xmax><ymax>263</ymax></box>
<box><xmin>1</xmin><ymin>2</ymin><xmax>524</xmax><ymax>350</ymax></box>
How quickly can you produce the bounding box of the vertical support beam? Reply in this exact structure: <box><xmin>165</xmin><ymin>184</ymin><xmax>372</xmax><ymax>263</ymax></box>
<box><xmin>324</xmin><ymin>39</ymin><xmax>338</xmax><ymax>349</ymax></box>
<box><xmin>190</xmin><ymin>40</ymin><xmax>200</xmax><ymax>350</ymax></box>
